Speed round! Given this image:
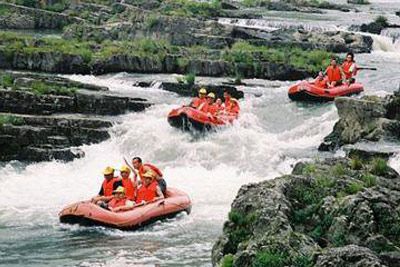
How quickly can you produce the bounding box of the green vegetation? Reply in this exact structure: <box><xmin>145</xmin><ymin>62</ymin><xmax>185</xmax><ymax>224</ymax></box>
<box><xmin>253</xmin><ymin>249</ymin><xmax>287</xmax><ymax>267</ymax></box>
<box><xmin>344</xmin><ymin>181</ymin><xmax>364</xmax><ymax>195</ymax></box>
<box><xmin>0</xmin><ymin>114</ymin><xmax>24</xmax><ymax>127</ymax></box>
<box><xmin>0</xmin><ymin>74</ymin><xmax>14</xmax><ymax>88</ymax></box>
<box><xmin>0</xmin><ymin>4</ymin><xmax>10</xmax><ymax>16</ymax></box>
<box><xmin>15</xmin><ymin>0</ymin><xmax>37</xmax><ymax>8</ymax></box>
<box><xmin>0</xmin><ymin>31</ymin><xmax>331</xmax><ymax>78</ymax></box>
<box><xmin>220</xmin><ymin>254</ymin><xmax>234</xmax><ymax>267</ymax></box>
<box><xmin>371</xmin><ymin>157</ymin><xmax>389</xmax><ymax>176</ymax></box>
<box><xmin>350</xmin><ymin>156</ymin><xmax>363</xmax><ymax>170</ymax></box>
<box><xmin>350</xmin><ymin>0</ymin><xmax>370</xmax><ymax>4</ymax></box>
<box><xmin>159</xmin><ymin>0</ymin><xmax>223</xmax><ymax>18</ymax></box>
<box><xmin>375</xmin><ymin>15</ymin><xmax>389</xmax><ymax>28</ymax></box>
<box><xmin>360</xmin><ymin>173</ymin><xmax>377</xmax><ymax>187</ymax></box>
<box><xmin>223</xmin><ymin>41</ymin><xmax>331</xmax><ymax>73</ymax></box>
<box><xmin>225</xmin><ymin>210</ymin><xmax>258</xmax><ymax>255</ymax></box>
<box><xmin>29</xmin><ymin>81</ymin><xmax>77</xmax><ymax>96</ymax></box>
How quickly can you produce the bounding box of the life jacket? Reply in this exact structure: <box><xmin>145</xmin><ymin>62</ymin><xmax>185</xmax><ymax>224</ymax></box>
<box><xmin>121</xmin><ymin>178</ymin><xmax>135</xmax><ymax>200</ymax></box>
<box><xmin>226</xmin><ymin>100</ymin><xmax>240</xmax><ymax>114</ymax></box>
<box><xmin>136</xmin><ymin>180</ymin><xmax>158</xmax><ymax>203</ymax></box>
<box><xmin>191</xmin><ymin>97</ymin><xmax>206</xmax><ymax>109</ymax></box>
<box><xmin>342</xmin><ymin>61</ymin><xmax>357</xmax><ymax>79</ymax></box>
<box><xmin>138</xmin><ymin>163</ymin><xmax>163</xmax><ymax>182</ymax></box>
<box><xmin>102</xmin><ymin>178</ymin><xmax>119</xmax><ymax>197</ymax></box>
<box><xmin>198</xmin><ymin>101</ymin><xmax>209</xmax><ymax>113</ymax></box>
<box><xmin>314</xmin><ymin>77</ymin><xmax>327</xmax><ymax>88</ymax></box>
<box><xmin>224</xmin><ymin>96</ymin><xmax>231</xmax><ymax>108</ymax></box>
<box><xmin>207</xmin><ymin>104</ymin><xmax>219</xmax><ymax>115</ymax></box>
<box><xmin>326</xmin><ymin>66</ymin><xmax>342</xmax><ymax>82</ymax></box>
<box><xmin>108</xmin><ymin>197</ymin><xmax>129</xmax><ymax>209</ymax></box>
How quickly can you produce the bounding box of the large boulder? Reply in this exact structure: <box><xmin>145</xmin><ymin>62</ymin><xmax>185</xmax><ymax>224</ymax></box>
<box><xmin>212</xmin><ymin>156</ymin><xmax>400</xmax><ymax>267</ymax></box>
<box><xmin>319</xmin><ymin>93</ymin><xmax>400</xmax><ymax>151</ymax></box>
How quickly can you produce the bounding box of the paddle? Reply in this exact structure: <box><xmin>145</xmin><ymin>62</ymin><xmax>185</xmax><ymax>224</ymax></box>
<box><xmin>358</xmin><ymin>67</ymin><xmax>377</xmax><ymax>71</ymax></box>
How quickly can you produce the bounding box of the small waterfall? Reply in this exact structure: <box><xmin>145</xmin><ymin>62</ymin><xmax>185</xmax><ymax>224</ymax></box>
<box><xmin>370</xmin><ymin>32</ymin><xmax>400</xmax><ymax>52</ymax></box>
<box><xmin>218</xmin><ymin>17</ymin><xmax>342</xmax><ymax>32</ymax></box>
<box><xmin>150</xmin><ymin>80</ymin><xmax>162</xmax><ymax>89</ymax></box>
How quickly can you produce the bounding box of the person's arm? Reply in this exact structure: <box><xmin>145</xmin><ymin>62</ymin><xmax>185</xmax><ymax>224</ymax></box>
<box><xmin>111</xmin><ymin>200</ymin><xmax>135</xmax><ymax>212</ymax></box>
<box><xmin>155</xmin><ymin>186</ymin><xmax>165</xmax><ymax>201</ymax></box>
<box><xmin>339</xmin><ymin>67</ymin><xmax>346</xmax><ymax>81</ymax></box>
<box><xmin>124</xmin><ymin>157</ymin><xmax>138</xmax><ymax>181</ymax></box>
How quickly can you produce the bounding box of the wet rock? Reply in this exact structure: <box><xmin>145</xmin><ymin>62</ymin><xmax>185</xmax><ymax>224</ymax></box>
<box><xmin>0</xmin><ymin>115</ymin><xmax>111</xmax><ymax>162</ymax></box>
<box><xmin>319</xmin><ymin>95</ymin><xmax>399</xmax><ymax>151</ymax></box>
<box><xmin>315</xmin><ymin>245</ymin><xmax>386</xmax><ymax>267</ymax></box>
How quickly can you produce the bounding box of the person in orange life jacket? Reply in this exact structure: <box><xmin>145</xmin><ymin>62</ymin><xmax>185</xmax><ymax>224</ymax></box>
<box><xmin>314</xmin><ymin>71</ymin><xmax>328</xmax><ymax>88</ymax></box>
<box><xmin>107</xmin><ymin>186</ymin><xmax>135</xmax><ymax>212</ymax></box>
<box><xmin>136</xmin><ymin>172</ymin><xmax>164</xmax><ymax>205</ymax></box>
<box><xmin>118</xmin><ymin>165</ymin><xmax>136</xmax><ymax>201</ymax></box>
<box><xmin>91</xmin><ymin>166</ymin><xmax>122</xmax><ymax>204</ymax></box>
<box><xmin>223</xmin><ymin>89</ymin><xmax>232</xmax><ymax>108</ymax></box>
<box><xmin>131</xmin><ymin>157</ymin><xmax>167</xmax><ymax>194</ymax></box>
<box><xmin>325</xmin><ymin>57</ymin><xmax>345</xmax><ymax>88</ymax></box>
<box><xmin>342</xmin><ymin>52</ymin><xmax>357</xmax><ymax>83</ymax></box>
<box><xmin>190</xmin><ymin>88</ymin><xmax>207</xmax><ymax>109</ymax></box>
<box><xmin>203</xmin><ymin>92</ymin><xmax>218</xmax><ymax>115</ymax></box>
<box><xmin>226</xmin><ymin>98</ymin><xmax>240</xmax><ymax>114</ymax></box>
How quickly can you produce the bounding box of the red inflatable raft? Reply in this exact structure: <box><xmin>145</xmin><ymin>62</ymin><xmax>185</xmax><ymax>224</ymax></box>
<box><xmin>59</xmin><ymin>188</ymin><xmax>191</xmax><ymax>230</ymax></box>
<box><xmin>288</xmin><ymin>81</ymin><xmax>364</xmax><ymax>102</ymax></box>
<box><xmin>168</xmin><ymin>106</ymin><xmax>238</xmax><ymax>131</ymax></box>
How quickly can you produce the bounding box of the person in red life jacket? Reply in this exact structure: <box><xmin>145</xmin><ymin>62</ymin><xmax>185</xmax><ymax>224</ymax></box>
<box><xmin>118</xmin><ymin>165</ymin><xmax>136</xmax><ymax>201</ymax></box>
<box><xmin>132</xmin><ymin>157</ymin><xmax>167</xmax><ymax>194</ymax></box>
<box><xmin>215</xmin><ymin>98</ymin><xmax>223</xmax><ymax>112</ymax></box>
<box><xmin>314</xmin><ymin>71</ymin><xmax>328</xmax><ymax>88</ymax></box>
<box><xmin>190</xmin><ymin>88</ymin><xmax>207</xmax><ymax>109</ymax></box>
<box><xmin>342</xmin><ymin>52</ymin><xmax>357</xmax><ymax>83</ymax></box>
<box><xmin>107</xmin><ymin>186</ymin><xmax>135</xmax><ymax>212</ymax></box>
<box><xmin>223</xmin><ymin>89</ymin><xmax>232</xmax><ymax>108</ymax></box>
<box><xmin>136</xmin><ymin>172</ymin><xmax>164</xmax><ymax>205</ymax></box>
<box><xmin>204</xmin><ymin>92</ymin><xmax>218</xmax><ymax>115</ymax></box>
<box><xmin>225</xmin><ymin>98</ymin><xmax>240</xmax><ymax>115</ymax></box>
<box><xmin>325</xmin><ymin>57</ymin><xmax>345</xmax><ymax>88</ymax></box>
<box><xmin>91</xmin><ymin>166</ymin><xmax>122</xmax><ymax>204</ymax></box>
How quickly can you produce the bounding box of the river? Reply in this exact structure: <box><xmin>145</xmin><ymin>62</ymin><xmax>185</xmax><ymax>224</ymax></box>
<box><xmin>0</xmin><ymin>1</ymin><xmax>399</xmax><ymax>266</ymax></box>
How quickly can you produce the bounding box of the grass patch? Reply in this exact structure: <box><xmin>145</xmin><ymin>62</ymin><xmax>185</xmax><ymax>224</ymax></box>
<box><xmin>225</xmin><ymin>210</ymin><xmax>258</xmax><ymax>255</ymax></box>
<box><xmin>0</xmin><ymin>74</ymin><xmax>14</xmax><ymax>88</ymax></box>
<box><xmin>344</xmin><ymin>181</ymin><xmax>364</xmax><ymax>195</ymax></box>
<box><xmin>0</xmin><ymin>114</ymin><xmax>24</xmax><ymax>127</ymax></box>
<box><xmin>350</xmin><ymin>157</ymin><xmax>363</xmax><ymax>170</ymax></box>
<box><xmin>220</xmin><ymin>254</ymin><xmax>234</xmax><ymax>267</ymax></box>
<box><xmin>253</xmin><ymin>249</ymin><xmax>288</xmax><ymax>267</ymax></box>
<box><xmin>30</xmin><ymin>81</ymin><xmax>77</xmax><ymax>96</ymax></box>
<box><xmin>360</xmin><ymin>173</ymin><xmax>377</xmax><ymax>188</ymax></box>
<box><xmin>371</xmin><ymin>158</ymin><xmax>389</xmax><ymax>176</ymax></box>
<box><xmin>375</xmin><ymin>15</ymin><xmax>389</xmax><ymax>28</ymax></box>
<box><xmin>159</xmin><ymin>0</ymin><xmax>222</xmax><ymax>18</ymax></box>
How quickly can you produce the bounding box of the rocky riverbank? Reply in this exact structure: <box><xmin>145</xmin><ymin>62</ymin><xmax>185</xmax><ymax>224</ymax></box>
<box><xmin>0</xmin><ymin>71</ymin><xmax>151</xmax><ymax>162</ymax></box>
<box><xmin>212</xmin><ymin>152</ymin><xmax>400</xmax><ymax>267</ymax></box>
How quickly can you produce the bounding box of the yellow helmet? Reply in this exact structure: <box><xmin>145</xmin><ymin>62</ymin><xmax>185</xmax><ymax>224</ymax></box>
<box><xmin>103</xmin><ymin>166</ymin><xmax>114</xmax><ymax>175</ymax></box>
<box><xmin>112</xmin><ymin>186</ymin><xmax>125</xmax><ymax>194</ymax></box>
<box><xmin>120</xmin><ymin>165</ymin><xmax>131</xmax><ymax>173</ymax></box>
<box><xmin>207</xmin><ymin>92</ymin><xmax>216</xmax><ymax>99</ymax></box>
<box><xmin>199</xmin><ymin>88</ymin><xmax>207</xmax><ymax>94</ymax></box>
<box><xmin>142</xmin><ymin>171</ymin><xmax>155</xmax><ymax>179</ymax></box>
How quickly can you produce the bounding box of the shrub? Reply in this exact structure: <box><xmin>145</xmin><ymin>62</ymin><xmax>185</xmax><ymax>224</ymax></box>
<box><xmin>0</xmin><ymin>115</ymin><xmax>24</xmax><ymax>127</ymax></box>
<box><xmin>0</xmin><ymin>74</ymin><xmax>14</xmax><ymax>88</ymax></box>
<box><xmin>145</xmin><ymin>14</ymin><xmax>160</xmax><ymax>29</ymax></box>
<box><xmin>375</xmin><ymin>15</ymin><xmax>389</xmax><ymax>28</ymax></box>
<box><xmin>184</xmin><ymin>73</ymin><xmax>195</xmax><ymax>85</ymax></box>
<box><xmin>220</xmin><ymin>254</ymin><xmax>234</xmax><ymax>267</ymax></box>
<box><xmin>253</xmin><ymin>249</ymin><xmax>288</xmax><ymax>267</ymax></box>
<box><xmin>15</xmin><ymin>0</ymin><xmax>37</xmax><ymax>8</ymax></box>
<box><xmin>371</xmin><ymin>158</ymin><xmax>389</xmax><ymax>176</ymax></box>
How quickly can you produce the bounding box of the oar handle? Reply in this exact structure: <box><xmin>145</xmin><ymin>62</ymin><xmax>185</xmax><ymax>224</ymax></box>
<box><xmin>358</xmin><ymin>67</ymin><xmax>377</xmax><ymax>70</ymax></box>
